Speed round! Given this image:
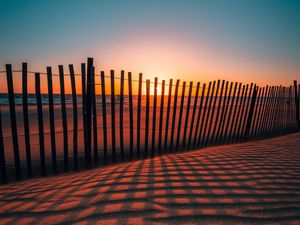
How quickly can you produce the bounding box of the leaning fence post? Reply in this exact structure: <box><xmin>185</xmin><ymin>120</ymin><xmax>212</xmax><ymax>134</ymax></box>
<box><xmin>244</xmin><ymin>85</ymin><xmax>258</xmax><ymax>140</ymax></box>
<box><xmin>69</xmin><ymin>64</ymin><xmax>79</xmax><ymax>170</ymax></box>
<box><xmin>35</xmin><ymin>73</ymin><xmax>46</xmax><ymax>176</ymax></box>
<box><xmin>6</xmin><ymin>64</ymin><xmax>21</xmax><ymax>181</ymax></box>
<box><xmin>128</xmin><ymin>72</ymin><xmax>134</xmax><ymax>160</ymax></box>
<box><xmin>59</xmin><ymin>65</ymin><xmax>69</xmax><ymax>172</ymax></box>
<box><xmin>22</xmin><ymin>62</ymin><xmax>33</xmax><ymax>177</ymax></box>
<box><xmin>47</xmin><ymin>67</ymin><xmax>57</xmax><ymax>174</ymax></box>
<box><xmin>0</xmin><ymin>105</ymin><xmax>7</xmax><ymax>183</ymax></box>
<box><xmin>294</xmin><ymin>81</ymin><xmax>300</xmax><ymax>130</ymax></box>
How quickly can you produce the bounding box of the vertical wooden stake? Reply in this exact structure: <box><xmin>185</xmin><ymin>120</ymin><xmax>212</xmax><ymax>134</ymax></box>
<box><xmin>100</xmin><ymin>71</ymin><xmax>108</xmax><ymax>164</ymax></box>
<box><xmin>110</xmin><ymin>70</ymin><xmax>116</xmax><ymax>162</ymax></box>
<box><xmin>0</xmin><ymin>105</ymin><xmax>7</xmax><ymax>183</ymax></box>
<box><xmin>144</xmin><ymin>80</ymin><xmax>150</xmax><ymax>158</ymax></box>
<box><xmin>176</xmin><ymin>81</ymin><xmax>186</xmax><ymax>150</ymax></box>
<box><xmin>151</xmin><ymin>77</ymin><xmax>158</xmax><ymax>157</ymax></box>
<box><xmin>69</xmin><ymin>65</ymin><xmax>78</xmax><ymax>170</ymax></box>
<box><xmin>47</xmin><ymin>67</ymin><xmax>57</xmax><ymax>174</ymax></box>
<box><xmin>35</xmin><ymin>73</ymin><xmax>46</xmax><ymax>176</ymax></box>
<box><xmin>128</xmin><ymin>72</ymin><xmax>134</xmax><ymax>160</ymax></box>
<box><xmin>164</xmin><ymin>79</ymin><xmax>173</xmax><ymax>152</ymax></box>
<box><xmin>294</xmin><ymin>81</ymin><xmax>300</xmax><ymax>130</ymax></box>
<box><xmin>170</xmin><ymin>79</ymin><xmax>180</xmax><ymax>152</ymax></box>
<box><xmin>136</xmin><ymin>73</ymin><xmax>142</xmax><ymax>158</ymax></box>
<box><xmin>59</xmin><ymin>65</ymin><xmax>69</xmax><ymax>171</ymax></box>
<box><xmin>188</xmin><ymin>82</ymin><xmax>200</xmax><ymax>148</ymax></box>
<box><xmin>182</xmin><ymin>81</ymin><xmax>193</xmax><ymax>150</ymax></box>
<box><xmin>6</xmin><ymin>64</ymin><xmax>21</xmax><ymax>180</ymax></box>
<box><xmin>119</xmin><ymin>71</ymin><xmax>125</xmax><ymax>161</ymax></box>
<box><xmin>22</xmin><ymin>63</ymin><xmax>33</xmax><ymax>177</ymax></box>
<box><xmin>158</xmin><ymin>80</ymin><xmax>165</xmax><ymax>155</ymax></box>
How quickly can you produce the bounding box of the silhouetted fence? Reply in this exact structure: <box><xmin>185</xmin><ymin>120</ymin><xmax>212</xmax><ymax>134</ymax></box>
<box><xmin>0</xmin><ymin>57</ymin><xmax>299</xmax><ymax>183</ymax></box>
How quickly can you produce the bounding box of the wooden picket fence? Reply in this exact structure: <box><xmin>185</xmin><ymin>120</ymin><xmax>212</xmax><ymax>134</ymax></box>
<box><xmin>0</xmin><ymin>57</ymin><xmax>299</xmax><ymax>183</ymax></box>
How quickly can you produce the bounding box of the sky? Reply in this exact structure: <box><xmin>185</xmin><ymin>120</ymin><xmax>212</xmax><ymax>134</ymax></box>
<box><xmin>0</xmin><ymin>0</ymin><xmax>300</xmax><ymax>91</ymax></box>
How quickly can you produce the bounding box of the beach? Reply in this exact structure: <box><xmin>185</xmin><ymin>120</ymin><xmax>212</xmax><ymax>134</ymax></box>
<box><xmin>0</xmin><ymin>132</ymin><xmax>299</xmax><ymax>224</ymax></box>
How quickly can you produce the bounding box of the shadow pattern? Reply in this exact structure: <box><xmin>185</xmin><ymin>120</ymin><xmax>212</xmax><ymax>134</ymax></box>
<box><xmin>0</xmin><ymin>133</ymin><xmax>300</xmax><ymax>224</ymax></box>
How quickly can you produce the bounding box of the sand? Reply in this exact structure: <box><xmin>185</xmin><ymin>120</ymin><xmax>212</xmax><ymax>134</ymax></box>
<box><xmin>0</xmin><ymin>132</ymin><xmax>299</xmax><ymax>224</ymax></box>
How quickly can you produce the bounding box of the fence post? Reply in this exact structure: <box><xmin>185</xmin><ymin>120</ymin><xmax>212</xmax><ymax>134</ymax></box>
<box><xmin>244</xmin><ymin>85</ymin><xmax>258</xmax><ymax>140</ymax></box>
<box><xmin>85</xmin><ymin>58</ymin><xmax>93</xmax><ymax>168</ymax></box>
<box><xmin>170</xmin><ymin>79</ymin><xmax>180</xmax><ymax>152</ymax></box>
<box><xmin>91</xmin><ymin>67</ymin><xmax>98</xmax><ymax>165</ymax></box>
<box><xmin>151</xmin><ymin>77</ymin><xmax>158</xmax><ymax>157</ymax></box>
<box><xmin>35</xmin><ymin>73</ymin><xmax>46</xmax><ymax>176</ymax></box>
<box><xmin>0</xmin><ymin>105</ymin><xmax>7</xmax><ymax>183</ymax></box>
<box><xmin>81</xmin><ymin>63</ymin><xmax>87</xmax><ymax>163</ymax></box>
<box><xmin>47</xmin><ymin>67</ymin><xmax>57</xmax><ymax>174</ymax></box>
<box><xmin>100</xmin><ymin>71</ymin><xmax>108</xmax><ymax>164</ymax></box>
<box><xmin>69</xmin><ymin>65</ymin><xmax>79</xmax><ymax>170</ymax></box>
<box><xmin>176</xmin><ymin>81</ymin><xmax>186</xmax><ymax>150</ymax></box>
<box><xmin>128</xmin><ymin>72</ymin><xmax>134</xmax><ymax>160</ymax></box>
<box><xmin>22</xmin><ymin>62</ymin><xmax>33</xmax><ymax>177</ymax></box>
<box><xmin>164</xmin><ymin>79</ymin><xmax>173</xmax><ymax>152</ymax></box>
<box><xmin>59</xmin><ymin>65</ymin><xmax>69</xmax><ymax>172</ymax></box>
<box><xmin>110</xmin><ymin>70</ymin><xmax>116</xmax><ymax>162</ymax></box>
<box><xmin>144</xmin><ymin>79</ymin><xmax>150</xmax><ymax>158</ymax></box>
<box><xmin>6</xmin><ymin>64</ymin><xmax>21</xmax><ymax>181</ymax></box>
<box><xmin>182</xmin><ymin>81</ymin><xmax>193</xmax><ymax>150</ymax></box>
<box><xmin>294</xmin><ymin>81</ymin><xmax>300</xmax><ymax>130</ymax></box>
<box><xmin>158</xmin><ymin>80</ymin><xmax>165</xmax><ymax>155</ymax></box>
<box><xmin>119</xmin><ymin>71</ymin><xmax>125</xmax><ymax>161</ymax></box>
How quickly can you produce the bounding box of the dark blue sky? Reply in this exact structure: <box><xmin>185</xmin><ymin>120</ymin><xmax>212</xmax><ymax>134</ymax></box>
<box><xmin>0</xmin><ymin>0</ymin><xmax>299</xmax><ymax>85</ymax></box>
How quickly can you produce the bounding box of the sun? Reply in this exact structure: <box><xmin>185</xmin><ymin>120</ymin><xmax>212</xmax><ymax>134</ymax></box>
<box><xmin>150</xmin><ymin>85</ymin><xmax>162</xmax><ymax>95</ymax></box>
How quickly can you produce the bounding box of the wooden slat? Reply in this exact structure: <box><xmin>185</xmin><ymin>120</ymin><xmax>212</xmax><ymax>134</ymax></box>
<box><xmin>182</xmin><ymin>81</ymin><xmax>193</xmax><ymax>150</ymax></box>
<box><xmin>0</xmin><ymin>105</ymin><xmax>7</xmax><ymax>183</ymax></box>
<box><xmin>136</xmin><ymin>73</ymin><xmax>142</xmax><ymax>158</ymax></box>
<box><xmin>91</xmin><ymin>67</ymin><xmax>98</xmax><ymax>165</ymax></box>
<box><xmin>294</xmin><ymin>81</ymin><xmax>300</xmax><ymax>130</ymax></box>
<box><xmin>100</xmin><ymin>71</ymin><xmax>108</xmax><ymax>164</ymax></box>
<box><xmin>227</xmin><ymin>83</ymin><xmax>242</xmax><ymax>143</ymax></box>
<box><xmin>240</xmin><ymin>83</ymin><xmax>253</xmax><ymax>139</ymax></box>
<box><xmin>231</xmin><ymin>84</ymin><xmax>246</xmax><ymax>143</ymax></box>
<box><xmin>164</xmin><ymin>79</ymin><xmax>173</xmax><ymax>151</ymax></box>
<box><xmin>249</xmin><ymin>87</ymin><xmax>262</xmax><ymax>138</ymax></box>
<box><xmin>170</xmin><ymin>79</ymin><xmax>180</xmax><ymax>152</ymax></box>
<box><xmin>188</xmin><ymin>82</ymin><xmax>200</xmax><ymax>148</ymax></box>
<box><xmin>144</xmin><ymin>80</ymin><xmax>150</xmax><ymax>158</ymax></box>
<box><xmin>158</xmin><ymin>80</ymin><xmax>165</xmax><ymax>155</ymax></box>
<box><xmin>196</xmin><ymin>82</ymin><xmax>210</xmax><ymax>147</ymax></box>
<box><xmin>253</xmin><ymin>86</ymin><xmax>268</xmax><ymax>138</ymax></box>
<box><xmin>119</xmin><ymin>71</ymin><xmax>125</xmax><ymax>161</ymax></box>
<box><xmin>210</xmin><ymin>80</ymin><xmax>225</xmax><ymax>145</ymax></box>
<box><xmin>221</xmin><ymin>82</ymin><xmax>237</xmax><ymax>143</ymax></box>
<box><xmin>6</xmin><ymin>64</ymin><xmax>21</xmax><ymax>180</ymax></box>
<box><xmin>128</xmin><ymin>72</ymin><xmax>134</xmax><ymax>160</ymax></box>
<box><xmin>47</xmin><ymin>67</ymin><xmax>57</xmax><ymax>174</ymax></box>
<box><xmin>85</xmin><ymin>58</ymin><xmax>93</xmax><ymax>168</ymax></box>
<box><xmin>215</xmin><ymin>81</ymin><xmax>229</xmax><ymax>142</ymax></box>
<box><xmin>244</xmin><ymin>86</ymin><xmax>258</xmax><ymax>139</ymax></box>
<box><xmin>22</xmin><ymin>63</ymin><xmax>33</xmax><ymax>177</ymax></box>
<box><xmin>110</xmin><ymin>70</ymin><xmax>116</xmax><ymax>163</ymax></box>
<box><xmin>35</xmin><ymin>73</ymin><xmax>46</xmax><ymax>176</ymax></box>
<box><xmin>81</xmin><ymin>63</ymin><xmax>87</xmax><ymax>162</ymax></box>
<box><xmin>176</xmin><ymin>81</ymin><xmax>186</xmax><ymax>150</ymax></box>
<box><xmin>200</xmin><ymin>81</ymin><xmax>216</xmax><ymax>147</ymax></box>
<box><xmin>69</xmin><ymin>65</ymin><xmax>78</xmax><ymax>170</ymax></box>
<box><xmin>234</xmin><ymin>84</ymin><xmax>248</xmax><ymax>142</ymax></box>
<box><xmin>151</xmin><ymin>77</ymin><xmax>158</xmax><ymax>157</ymax></box>
<box><xmin>59</xmin><ymin>65</ymin><xmax>69</xmax><ymax>171</ymax></box>
<box><xmin>204</xmin><ymin>80</ymin><xmax>220</xmax><ymax>147</ymax></box>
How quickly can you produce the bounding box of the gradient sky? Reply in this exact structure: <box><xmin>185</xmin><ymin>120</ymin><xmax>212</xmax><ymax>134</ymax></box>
<box><xmin>0</xmin><ymin>0</ymin><xmax>300</xmax><ymax>88</ymax></box>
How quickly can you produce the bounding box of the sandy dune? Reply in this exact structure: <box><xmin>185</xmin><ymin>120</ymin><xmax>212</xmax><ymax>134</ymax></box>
<box><xmin>0</xmin><ymin>133</ymin><xmax>300</xmax><ymax>224</ymax></box>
